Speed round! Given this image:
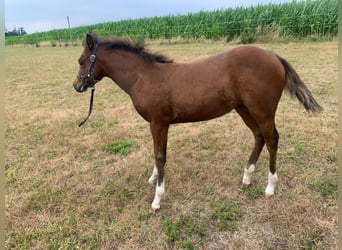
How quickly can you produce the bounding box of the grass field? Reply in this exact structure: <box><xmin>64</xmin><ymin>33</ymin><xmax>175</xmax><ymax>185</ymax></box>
<box><xmin>5</xmin><ymin>39</ymin><xmax>337</xmax><ymax>249</ymax></box>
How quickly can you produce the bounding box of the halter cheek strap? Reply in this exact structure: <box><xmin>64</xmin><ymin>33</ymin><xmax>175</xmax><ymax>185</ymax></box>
<box><xmin>77</xmin><ymin>44</ymin><xmax>99</xmax><ymax>90</ymax></box>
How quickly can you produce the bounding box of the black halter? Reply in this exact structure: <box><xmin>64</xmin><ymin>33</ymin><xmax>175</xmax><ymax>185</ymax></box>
<box><xmin>77</xmin><ymin>44</ymin><xmax>99</xmax><ymax>91</ymax></box>
<box><xmin>78</xmin><ymin>44</ymin><xmax>99</xmax><ymax>127</ymax></box>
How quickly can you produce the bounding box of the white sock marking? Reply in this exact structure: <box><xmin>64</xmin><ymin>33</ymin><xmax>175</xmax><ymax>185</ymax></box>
<box><xmin>242</xmin><ymin>164</ymin><xmax>255</xmax><ymax>185</ymax></box>
<box><xmin>265</xmin><ymin>171</ymin><xmax>278</xmax><ymax>197</ymax></box>
<box><xmin>148</xmin><ymin>165</ymin><xmax>158</xmax><ymax>184</ymax></box>
<box><xmin>151</xmin><ymin>179</ymin><xmax>165</xmax><ymax>210</ymax></box>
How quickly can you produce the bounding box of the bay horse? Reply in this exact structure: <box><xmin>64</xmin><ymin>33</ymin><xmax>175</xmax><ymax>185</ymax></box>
<box><xmin>73</xmin><ymin>32</ymin><xmax>322</xmax><ymax>211</ymax></box>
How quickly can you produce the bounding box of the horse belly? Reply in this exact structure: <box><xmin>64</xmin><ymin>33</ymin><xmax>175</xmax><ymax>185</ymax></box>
<box><xmin>171</xmin><ymin>94</ymin><xmax>235</xmax><ymax>123</ymax></box>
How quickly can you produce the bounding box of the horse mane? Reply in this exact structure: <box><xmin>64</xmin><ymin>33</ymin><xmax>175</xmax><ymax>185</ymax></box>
<box><xmin>99</xmin><ymin>37</ymin><xmax>173</xmax><ymax>64</ymax></box>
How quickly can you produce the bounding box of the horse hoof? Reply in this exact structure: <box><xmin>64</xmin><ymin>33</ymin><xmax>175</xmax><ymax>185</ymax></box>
<box><xmin>242</xmin><ymin>179</ymin><xmax>252</xmax><ymax>186</ymax></box>
<box><xmin>148</xmin><ymin>178</ymin><xmax>156</xmax><ymax>184</ymax></box>
<box><xmin>150</xmin><ymin>202</ymin><xmax>161</xmax><ymax>212</ymax></box>
<box><xmin>150</xmin><ymin>207</ymin><xmax>160</xmax><ymax>213</ymax></box>
<box><xmin>242</xmin><ymin>182</ymin><xmax>252</xmax><ymax>187</ymax></box>
<box><xmin>265</xmin><ymin>192</ymin><xmax>274</xmax><ymax>198</ymax></box>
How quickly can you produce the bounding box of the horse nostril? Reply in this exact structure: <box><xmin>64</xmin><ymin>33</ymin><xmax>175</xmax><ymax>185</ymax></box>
<box><xmin>73</xmin><ymin>83</ymin><xmax>84</xmax><ymax>93</ymax></box>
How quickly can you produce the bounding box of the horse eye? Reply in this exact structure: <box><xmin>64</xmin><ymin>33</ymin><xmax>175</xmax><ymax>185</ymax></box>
<box><xmin>78</xmin><ymin>59</ymin><xmax>84</xmax><ymax>66</ymax></box>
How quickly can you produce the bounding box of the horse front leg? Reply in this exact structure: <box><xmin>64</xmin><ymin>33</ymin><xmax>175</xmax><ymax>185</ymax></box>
<box><xmin>149</xmin><ymin>122</ymin><xmax>169</xmax><ymax>211</ymax></box>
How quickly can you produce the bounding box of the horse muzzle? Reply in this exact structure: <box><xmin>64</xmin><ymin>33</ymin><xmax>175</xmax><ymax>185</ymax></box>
<box><xmin>74</xmin><ymin>72</ymin><xmax>98</xmax><ymax>93</ymax></box>
<box><xmin>73</xmin><ymin>80</ymin><xmax>87</xmax><ymax>93</ymax></box>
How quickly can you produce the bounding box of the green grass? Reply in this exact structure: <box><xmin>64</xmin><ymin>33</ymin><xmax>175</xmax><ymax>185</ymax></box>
<box><xmin>161</xmin><ymin>200</ymin><xmax>241</xmax><ymax>247</ymax></box>
<box><xmin>211</xmin><ymin>200</ymin><xmax>241</xmax><ymax>231</ymax></box>
<box><xmin>241</xmin><ymin>185</ymin><xmax>264</xmax><ymax>199</ymax></box>
<box><xmin>299</xmin><ymin>230</ymin><xmax>326</xmax><ymax>249</ymax></box>
<box><xmin>162</xmin><ymin>215</ymin><xmax>206</xmax><ymax>245</ymax></box>
<box><xmin>202</xmin><ymin>186</ymin><xmax>215</xmax><ymax>196</ymax></box>
<box><xmin>101</xmin><ymin>181</ymin><xmax>136</xmax><ymax>212</ymax></box>
<box><xmin>309</xmin><ymin>178</ymin><xmax>337</xmax><ymax>199</ymax></box>
<box><xmin>101</xmin><ymin>140</ymin><xmax>136</xmax><ymax>155</ymax></box>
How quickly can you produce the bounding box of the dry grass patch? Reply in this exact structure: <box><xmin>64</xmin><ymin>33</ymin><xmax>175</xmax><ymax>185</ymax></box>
<box><xmin>5</xmin><ymin>40</ymin><xmax>337</xmax><ymax>249</ymax></box>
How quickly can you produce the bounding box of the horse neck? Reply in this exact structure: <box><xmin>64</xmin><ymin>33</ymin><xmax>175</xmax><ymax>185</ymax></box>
<box><xmin>99</xmin><ymin>49</ymin><xmax>151</xmax><ymax>95</ymax></box>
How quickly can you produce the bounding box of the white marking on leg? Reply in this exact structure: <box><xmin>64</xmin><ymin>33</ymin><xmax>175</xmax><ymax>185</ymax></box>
<box><xmin>151</xmin><ymin>179</ymin><xmax>165</xmax><ymax>211</ymax></box>
<box><xmin>242</xmin><ymin>164</ymin><xmax>255</xmax><ymax>185</ymax></box>
<box><xmin>148</xmin><ymin>165</ymin><xmax>158</xmax><ymax>184</ymax></box>
<box><xmin>265</xmin><ymin>171</ymin><xmax>278</xmax><ymax>197</ymax></box>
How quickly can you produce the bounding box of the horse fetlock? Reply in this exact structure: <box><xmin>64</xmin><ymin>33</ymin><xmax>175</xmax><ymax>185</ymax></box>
<box><xmin>156</xmin><ymin>180</ymin><xmax>165</xmax><ymax>196</ymax></box>
<box><xmin>242</xmin><ymin>164</ymin><xmax>255</xmax><ymax>185</ymax></box>
<box><xmin>148</xmin><ymin>165</ymin><xmax>158</xmax><ymax>184</ymax></box>
<box><xmin>151</xmin><ymin>179</ymin><xmax>165</xmax><ymax>210</ymax></box>
<box><xmin>148</xmin><ymin>176</ymin><xmax>157</xmax><ymax>184</ymax></box>
<box><xmin>265</xmin><ymin>171</ymin><xmax>278</xmax><ymax>197</ymax></box>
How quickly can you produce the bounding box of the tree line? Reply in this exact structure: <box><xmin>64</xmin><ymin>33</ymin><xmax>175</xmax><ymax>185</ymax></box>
<box><xmin>5</xmin><ymin>26</ymin><xmax>27</xmax><ymax>37</ymax></box>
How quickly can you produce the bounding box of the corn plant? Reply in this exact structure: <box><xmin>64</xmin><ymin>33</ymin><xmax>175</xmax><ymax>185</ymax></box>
<box><xmin>5</xmin><ymin>0</ymin><xmax>337</xmax><ymax>46</ymax></box>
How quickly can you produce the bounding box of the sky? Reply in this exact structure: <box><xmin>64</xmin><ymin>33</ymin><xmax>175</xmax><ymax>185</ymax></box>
<box><xmin>5</xmin><ymin>0</ymin><xmax>292</xmax><ymax>34</ymax></box>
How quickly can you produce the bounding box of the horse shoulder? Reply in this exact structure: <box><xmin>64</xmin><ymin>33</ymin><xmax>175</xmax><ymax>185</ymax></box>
<box><xmin>130</xmin><ymin>71</ymin><xmax>173</xmax><ymax>123</ymax></box>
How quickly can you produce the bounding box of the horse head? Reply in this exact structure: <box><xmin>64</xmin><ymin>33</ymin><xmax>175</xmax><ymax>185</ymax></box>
<box><xmin>73</xmin><ymin>32</ymin><xmax>102</xmax><ymax>92</ymax></box>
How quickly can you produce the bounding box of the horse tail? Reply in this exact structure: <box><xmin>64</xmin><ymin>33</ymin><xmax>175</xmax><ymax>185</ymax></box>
<box><xmin>276</xmin><ymin>55</ymin><xmax>322</xmax><ymax>113</ymax></box>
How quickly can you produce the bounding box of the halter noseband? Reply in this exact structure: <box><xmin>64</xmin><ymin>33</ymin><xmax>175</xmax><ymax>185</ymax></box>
<box><xmin>77</xmin><ymin>44</ymin><xmax>99</xmax><ymax>91</ymax></box>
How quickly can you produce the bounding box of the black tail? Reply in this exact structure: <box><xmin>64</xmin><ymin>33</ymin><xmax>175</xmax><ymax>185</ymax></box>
<box><xmin>277</xmin><ymin>55</ymin><xmax>322</xmax><ymax>113</ymax></box>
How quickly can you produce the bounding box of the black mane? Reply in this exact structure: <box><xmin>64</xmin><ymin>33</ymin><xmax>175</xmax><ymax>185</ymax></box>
<box><xmin>99</xmin><ymin>38</ymin><xmax>173</xmax><ymax>64</ymax></box>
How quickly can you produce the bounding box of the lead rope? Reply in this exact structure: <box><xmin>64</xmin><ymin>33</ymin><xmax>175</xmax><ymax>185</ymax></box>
<box><xmin>78</xmin><ymin>88</ymin><xmax>95</xmax><ymax>127</ymax></box>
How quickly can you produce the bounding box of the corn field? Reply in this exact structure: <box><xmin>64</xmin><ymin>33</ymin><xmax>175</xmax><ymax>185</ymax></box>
<box><xmin>5</xmin><ymin>0</ymin><xmax>338</xmax><ymax>46</ymax></box>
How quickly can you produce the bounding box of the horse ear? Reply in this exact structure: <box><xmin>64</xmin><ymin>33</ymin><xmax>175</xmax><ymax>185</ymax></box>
<box><xmin>86</xmin><ymin>32</ymin><xmax>98</xmax><ymax>50</ymax></box>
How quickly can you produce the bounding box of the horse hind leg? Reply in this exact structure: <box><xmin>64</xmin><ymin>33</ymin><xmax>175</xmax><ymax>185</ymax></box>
<box><xmin>235</xmin><ymin>106</ymin><xmax>265</xmax><ymax>186</ymax></box>
<box><xmin>236</xmin><ymin>105</ymin><xmax>279</xmax><ymax>197</ymax></box>
<box><xmin>263</xmin><ymin>126</ymin><xmax>279</xmax><ymax>197</ymax></box>
<box><xmin>253</xmin><ymin>114</ymin><xmax>279</xmax><ymax>197</ymax></box>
